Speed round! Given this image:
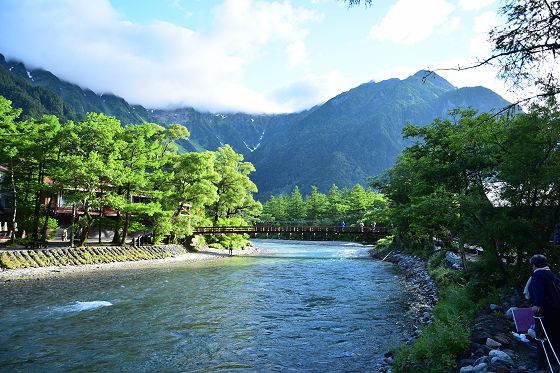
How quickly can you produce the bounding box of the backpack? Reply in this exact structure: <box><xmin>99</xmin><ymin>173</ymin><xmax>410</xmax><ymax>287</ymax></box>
<box><xmin>546</xmin><ymin>271</ymin><xmax>560</xmax><ymax>310</ymax></box>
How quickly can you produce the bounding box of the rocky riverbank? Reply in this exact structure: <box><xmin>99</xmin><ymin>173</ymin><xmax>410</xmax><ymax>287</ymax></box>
<box><xmin>458</xmin><ymin>293</ymin><xmax>548</xmax><ymax>373</ymax></box>
<box><xmin>368</xmin><ymin>249</ymin><xmax>439</xmax><ymax>372</ymax></box>
<box><xmin>369</xmin><ymin>249</ymin><xmax>548</xmax><ymax>373</ymax></box>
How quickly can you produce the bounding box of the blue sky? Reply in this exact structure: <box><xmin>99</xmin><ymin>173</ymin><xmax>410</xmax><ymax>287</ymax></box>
<box><xmin>0</xmin><ymin>0</ymin><xmax>515</xmax><ymax>113</ymax></box>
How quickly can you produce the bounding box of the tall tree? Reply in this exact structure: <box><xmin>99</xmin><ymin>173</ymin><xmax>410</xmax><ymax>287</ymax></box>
<box><xmin>161</xmin><ymin>151</ymin><xmax>219</xmax><ymax>242</ymax></box>
<box><xmin>288</xmin><ymin>185</ymin><xmax>306</xmax><ymax>223</ymax></box>
<box><xmin>211</xmin><ymin>145</ymin><xmax>261</xmax><ymax>224</ymax></box>
<box><xmin>0</xmin><ymin>97</ymin><xmax>22</xmax><ymax>238</ymax></box>
<box><xmin>24</xmin><ymin>115</ymin><xmax>63</xmax><ymax>241</ymax></box>
<box><xmin>56</xmin><ymin>113</ymin><xmax>123</xmax><ymax>246</ymax></box>
<box><xmin>305</xmin><ymin>185</ymin><xmax>329</xmax><ymax>223</ymax></box>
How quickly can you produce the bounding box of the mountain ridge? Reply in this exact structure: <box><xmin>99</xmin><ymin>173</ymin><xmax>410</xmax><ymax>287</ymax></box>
<box><xmin>0</xmin><ymin>53</ymin><xmax>510</xmax><ymax>199</ymax></box>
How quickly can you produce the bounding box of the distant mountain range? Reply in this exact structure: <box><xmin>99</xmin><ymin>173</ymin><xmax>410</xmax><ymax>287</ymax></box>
<box><xmin>0</xmin><ymin>53</ymin><xmax>510</xmax><ymax>199</ymax></box>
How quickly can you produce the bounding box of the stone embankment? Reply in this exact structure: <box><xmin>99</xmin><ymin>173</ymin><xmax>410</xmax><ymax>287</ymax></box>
<box><xmin>369</xmin><ymin>249</ymin><xmax>439</xmax><ymax>372</ymax></box>
<box><xmin>0</xmin><ymin>245</ymin><xmax>186</xmax><ymax>270</ymax></box>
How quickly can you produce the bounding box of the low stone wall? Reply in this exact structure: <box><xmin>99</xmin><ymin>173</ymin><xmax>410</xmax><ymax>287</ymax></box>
<box><xmin>0</xmin><ymin>245</ymin><xmax>187</xmax><ymax>270</ymax></box>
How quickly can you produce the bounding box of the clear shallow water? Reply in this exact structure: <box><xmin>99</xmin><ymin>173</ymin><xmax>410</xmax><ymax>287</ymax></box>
<box><xmin>0</xmin><ymin>240</ymin><xmax>413</xmax><ymax>372</ymax></box>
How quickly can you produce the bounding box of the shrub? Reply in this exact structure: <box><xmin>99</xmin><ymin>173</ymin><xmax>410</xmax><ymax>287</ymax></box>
<box><xmin>374</xmin><ymin>235</ymin><xmax>394</xmax><ymax>252</ymax></box>
<box><xmin>393</xmin><ymin>285</ymin><xmax>475</xmax><ymax>373</ymax></box>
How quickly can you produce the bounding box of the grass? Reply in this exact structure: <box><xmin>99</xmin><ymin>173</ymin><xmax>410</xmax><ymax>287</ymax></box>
<box><xmin>393</xmin><ymin>285</ymin><xmax>475</xmax><ymax>373</ymax></box>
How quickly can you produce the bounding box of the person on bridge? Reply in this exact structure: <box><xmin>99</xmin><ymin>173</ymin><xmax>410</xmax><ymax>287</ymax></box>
<box><xmin>340</xmin><ymin>221</ymin><xmax>345</xmax><ymax>232</ymax></box>
<box><xmin>359</xmin><ymin>221</ymin><xmax>364</xmax><ymax>232</ymax></box>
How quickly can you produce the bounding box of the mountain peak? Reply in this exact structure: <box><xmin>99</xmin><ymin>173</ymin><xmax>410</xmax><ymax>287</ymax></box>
<box><xmin>408</xmin><ymin>70</ymin><xmax>455</xmax><ymax>91</ymax></box>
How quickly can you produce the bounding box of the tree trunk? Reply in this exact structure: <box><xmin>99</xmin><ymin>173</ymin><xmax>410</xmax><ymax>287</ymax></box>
<box><xmin>9</xmin><ymin>156</ymin><xmax>17</xmax><ymax>242</ymax></box>
<box><xmin>120</xmin><ymin>212</ymin><xmax>130</xmax><ymax>246</ymax></box>
<box><xmin>492</xmin><ymin>237</ymin><xmax>507</xmax><ymax>276</ymax></box>
<box><xmin>70</xmin><ymin>203</ymin><xmax>76</xmax><ymax>247</ymax></box>
<box><xmin>98</xmin><ymin>213</ymin><xmax>102</xmax><ymax>244</ymax></box>
<box><xmin>79</xmin><ymin>202</ymin><xmax>94</xmax><ymax>247</ymax></box>
<box><xmin>120</xmin><ymin>185</ymin><xmax>131</xmax><ymax>245</ymax></box>
<box><xmin>40</xmin><ymin>196</ymin><xmax>55</xmax><ymax>241</ymax></box>
<box><xmin>112</xmin><ymin>212</ymin><xmax>121</xmax><ymax>244</ymax></box>
<box><xmin>32</xmin><ymin>164</ymin><xmax>44</xmax><ymax>241</ymax></box>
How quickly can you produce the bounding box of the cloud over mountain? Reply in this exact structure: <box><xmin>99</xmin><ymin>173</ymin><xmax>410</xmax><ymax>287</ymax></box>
<box><xmin>0</xmin><ymin>0</ymin><xmax>327</xmax><ymax>113</ymax></box>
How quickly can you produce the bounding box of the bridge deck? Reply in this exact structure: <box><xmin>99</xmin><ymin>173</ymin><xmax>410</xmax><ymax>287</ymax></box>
<box><xmin>194</xmin><ymin>226</ymin><xmax>387</xmax><ymax>235</ymax></box>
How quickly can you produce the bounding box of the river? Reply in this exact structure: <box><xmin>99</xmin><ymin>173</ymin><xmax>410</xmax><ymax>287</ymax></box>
<box><xmin>0</xmin><ymin>240</ymin><xmax>415</xmax><ymax>372</ymax></box>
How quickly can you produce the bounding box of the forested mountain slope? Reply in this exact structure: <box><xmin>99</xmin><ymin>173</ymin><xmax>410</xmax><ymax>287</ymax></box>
<box><xmin>0</xmin><ymin>53</ymin><xmax>152</xmax><ymax>124</ymax></box>
<box><xmin>246</xmin><ymin>71</ymin><xmax>510</xmax><ymax>198</ymax></box>
<box><xmin>0</xmin><ymin>54</ymin><xmax>509</xmax><ymax>200</ymax></box>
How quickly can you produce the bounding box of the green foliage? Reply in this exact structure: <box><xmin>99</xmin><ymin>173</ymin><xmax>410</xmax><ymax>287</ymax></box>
<box><xmin>210</xmin><ymin>145</ymin><xmax>262</xmax><ymax>223</ymax></box>
<box><xmin>393</xmin><ymin>285</ymin><xmax>475</xmax><ymax>373</ymax></box>
<box><xmin>374</xmin><ymin>235</ymin><xmax>394</xmax><ymax>252</ymax></box>
<box><xmin>261</xmin><ymin>183</ymin><xmax>389</xmax><ymax>226</ymax></box>
<box><xmin>205</xmin><ymin>216</ymin><xmax>251</xmax><ymax>250</ymax></box>
<box><xmin>385</xmin><ymin>103</ymin><xmax>560</xmax><ymax>371</ymax></box>
<box><xmin>0</xmin><ymin>97</ymin><xmax>262</xmax><ymax>246</ymax></box>
<box><xmin>380</xmin><ymin>105</ymin><xmax>560</xmax><ymax>271</ymax></box>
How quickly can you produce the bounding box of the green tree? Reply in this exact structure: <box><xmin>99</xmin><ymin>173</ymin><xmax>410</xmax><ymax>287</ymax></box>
<box><xmin>56</xmin><ymin>113</ymin><xmax>123</xmax><ymax>246</ymax></box>
<box><xmin>0</xmin><ymin>99</ymin><xmax>63</xmax><ymax>241</ymax></box>
<box><xmin>380</xmin><ymin>105</ymin><xmax>560</xmax><ymax>273</ymax></box>
<box><xmin>379</xmin><ymin>110</ymin><xmax>497</xmax><ymax>255</ymax></box>
<box><xmin>327</xmin><ymin>184</ymin><xmax>348</xmax><ymax>223</ymax></box>
<box><xmin>24</xmin><ymin>115</ymin><xmax>63</xmax><ymax>241</ymax></box>
<box><xmin>0</xmin><ymin>96</ymin><xmax>23</xmax><ymax>238</ymax></box>
<box><xmin>491</xmin><ymin>104</ymin><xmax>560</xmax><ymax>268</ymax></box>
<box><xmin>261</xmin><ymin>194</ymin><xmax>291</xmax><ymax>223</ymax></box>
<box><xmin>305</xmin><ymin>185</ymin><xmax>329</xmax><ymax>224</ymax></box>
<box><xmin>346</xmin><ymin>184</ymin><xmax>370</xmax><ymax>223</ymax></box>
<box><xmin>288</xmin><ymin>185</ymin><xmax>306</xmax><ymax>223</ymax></box>
<box><xmin>211</xmin><ymin>145</ymin><xmax>261</xmax><ymax>224</ymax></box>
<box><xmin>161</xmin><ymin>151</ymin><xmax>219</xmax><ymax>242</ymax></box>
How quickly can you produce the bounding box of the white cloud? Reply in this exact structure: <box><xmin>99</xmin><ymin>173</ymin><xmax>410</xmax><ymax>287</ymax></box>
<box><xmin>271</xmin><ymin>71</ymin><xmax>351</xmax><ymax>111</ymax></box>
<box><xmin>459</xmin><ymin>0</ymin><xmax>495</xmax><ymax>11</ymax></box>
<box><xmin>211</xmin><ymin>0</ymin><xmax>317</xmax><ymax>57</ymax></box>
<box><xmin>370</xmin><ymin>0</ymin><xmax>455</xmax><ymax>45</ymax></box>
<box><xmin>0</xmin><ymin>0</ymin><xmax>319</xmax><ymax>113</ymax></box>
<box><xmin>469</xmin><ymin>11</ymin><xmax>497</xmax><ymax>55</ymax></box>
<box><xmin>473</xmin><ymin>11</ymin><xmax>498</xmax><ymax>33</ymax></box>
<box><xmin>285</xmin><ymin>41</ymin><xmax>308</xmax><ymax>67</ymax></box>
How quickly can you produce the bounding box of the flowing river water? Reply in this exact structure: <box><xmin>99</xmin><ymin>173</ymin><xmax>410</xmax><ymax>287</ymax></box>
<box><xmin>0</xmin><ymin>240</ymin><xmax>415</xmax><ymax>372</ymax></box>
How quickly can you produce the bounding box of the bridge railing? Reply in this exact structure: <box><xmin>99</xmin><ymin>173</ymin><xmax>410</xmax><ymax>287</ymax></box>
<box><xmin>194</xmin><ymin>226</ymin><xmax>387</xmax><ymax>235</ymax></box>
